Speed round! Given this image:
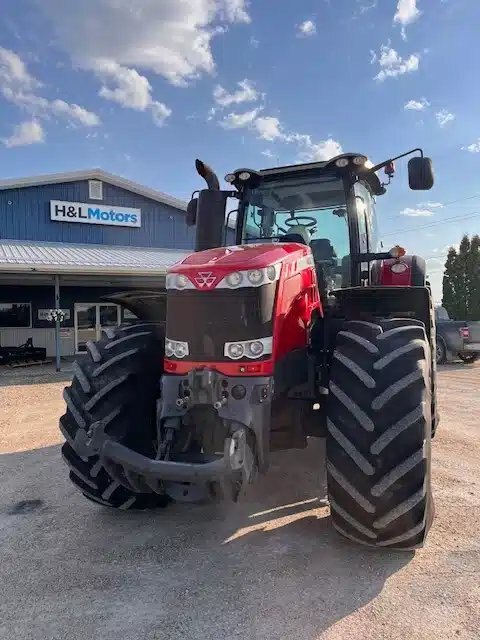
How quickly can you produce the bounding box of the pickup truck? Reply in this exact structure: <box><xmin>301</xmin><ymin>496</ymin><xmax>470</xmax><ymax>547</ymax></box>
<box><xmin>435</xmin><ymin>306</ymin><xmax>480</xmax><ymax>364</ymax></box>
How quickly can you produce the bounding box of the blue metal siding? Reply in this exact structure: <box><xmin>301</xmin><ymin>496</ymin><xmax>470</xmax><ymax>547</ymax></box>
<box><xmin>0</xmin><ymin>180</ymin><xmax>195</xmax><ymax>249</ymax></box>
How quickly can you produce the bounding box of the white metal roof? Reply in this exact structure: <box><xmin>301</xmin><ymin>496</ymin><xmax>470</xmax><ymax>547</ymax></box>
<box><xmin>0</xmin><ymin>239</ymin><xmax>189</xmax><ymax>276</ymax></box>
<box><xmin>0</xmin><ymin>168</ymin><xmax>187</xmax><ymax>211</ymax></box>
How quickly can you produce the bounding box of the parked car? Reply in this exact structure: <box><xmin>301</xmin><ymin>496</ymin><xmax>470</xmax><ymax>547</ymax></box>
<box><xmin>435</xmin><ymin>306</ymin><xmax>480</xmax><ymax>364</ymax></box>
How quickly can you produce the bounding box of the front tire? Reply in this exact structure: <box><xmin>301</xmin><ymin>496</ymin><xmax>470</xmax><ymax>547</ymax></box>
<box><xmin>326</xmin><ymin>319</ymin><xmax>434</xmax><ymax>550</ymax></box>
<box><xmin>59</xmin><ymin>323</ymin><xmax>168</xmax><ymax>510</ymax></box>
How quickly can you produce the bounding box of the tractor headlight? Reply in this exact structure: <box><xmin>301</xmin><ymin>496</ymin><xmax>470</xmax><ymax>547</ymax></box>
<box><xmin>224</xmin><ymin>337</ymin><xmax>273</xmax><ymax>360</ymax></box>
<box><xmin>166</xmin><ymin>273</ymin><xmax>193</xmax><ymax>290</ymax></box>
<box><xmin>225</xmin><ymin>173</ymin><xmax>236</xmax><ymax>183</ymax></box>
<box><xmin>227</xmin><ymin>343</ymin><xmax>245</xmax><ymax>359</ymax></box>
<box><xmin>226</xmin><ymin>271</ymin><xmax>243</xmax><ymax>288</ymax></box>
<box><xmin>238</xmin><ymin>171</ymin><xmax>251</xmax><ymax>181</ymax></box>
<box><xmin>165</xmin><ymin>340</ymin><xmax>175</xmax><ymax>357</ymax></box>
<box><xmin>266</xmin><ymin>265</ymin><xmax>277</xmax><ymax>282</ymax></box>
<box><xmin>247</xmin><ymin>269</ymin><xmax>264</xmax><ymax>285</ymax></box>
<box><xmin>353</xmin><ymin>155</ymin><xmax>367</xmax><ymax>166</ymax></box>
<box><xmin>246</xmin><ymin>340</ymin><xmax>264</xmax><ymax>357</ymax></box>
<box><xmin>176</xmin><ymin>274</ymin><xmax>189</xmax><ymax>289</ymax></box>
<box><xmin>335</xmin><ymin>158</ymin><xmax>349</xmax><ymax>168</ymax></box>
<box><xmin>174</xmin><ymin>342</ymin><xmax>189</xmax><ymax>358</ymax></box>
<box><xmin>165</xmin><ymin>338</ymin><xmax>189</xmax><ymax>359</ymax></box>
<box><xmin>218</xmin><ymin>265</ymin><xmax>280</xmax><ymax>289</ymax></box>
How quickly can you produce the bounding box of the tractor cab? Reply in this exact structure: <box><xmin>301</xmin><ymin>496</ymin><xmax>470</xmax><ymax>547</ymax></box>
<box><xmin>187</xmin><ymin>151</ymin><xmax>434</xmax><ymax>296</ymax></box>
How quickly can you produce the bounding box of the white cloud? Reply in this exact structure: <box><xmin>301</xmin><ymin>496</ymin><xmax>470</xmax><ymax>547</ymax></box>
<box><xmin>34</xmin><ymin>1</ymin><xmax>250</xmax><ymax>124</ymax></box>
<box><xmin>151</xmin><ymin>102</ymin><xmax>172</xmax><ymax>126</ymax></box>
<box><xmin>358</xmin><ymin>1</ymin><xmax>378</xmax><ymax>14</ymax></box>
<box><xmin>218</xmin><ymin>108</ymin><xmax>342</xmax><ymax>162</ymax></box>
<box><xmin>464</xmin><ymin>138</ymin><xmax>480</xmax><ymax>153</ymax></box>
<box><xmin>0</xmin><ymin>47</ymin><xmax>40</xmax><ymax>92</ymax></box>
<box><xmin>0</xmin><ymin>47</ymin><xmax>100</xmax><ymax>128</ymax></box>
<box><xmin>36</xmin><ymin>0</ymin><xmax>250</xmax><ymax>87</ymax></box>
<box><xmin>213</xmin><ymin>79</ymin><xmax>258</xmax><ymax>107</ymax></box>
<box><xmin>295</xmin><ymin>136</ymin><xmax>343</xmax><ymax>161</ymax></box>
<box><xmin>297</xmin><ymin>20</ymin><xmax>316</xmax><ymax>37</ymax></box>
<box><xmin>261</xmin><ymin>149</ymin><xmax>275</xmax><ymax>159</ymax></box>
<box><xmin>404</xmin><ymin>98</ymin><xmax>429</xmax><ymax>111</ymax></box>
<box><xmin>221</xmin><ymin>0</ymin><xmax>251</xmax><ymax>23</ymax></box>
<box><xmin>394</xmin><ymin>0</ymin><xmax>421</xmax><ymax>26</ymax></box>
<box><xmin>1</xmin><ymin>120</ymin><xmax>44</xmax><ymax>147</ymax></box>
<box><xmin>400</xmin><ymin>207</ymin><xmax>434</xmax><ymax>217</ymax></box>
<box><xmin>432</xmin><ymin>243</ymin><xmax>459</xmax><ymax>255</ymax></box>
<box><xmin>436</xmin><ymin>109</ymin><xmax>455</xmax><ymax>127</ymax></box>
<box><xmin>96</xmin><ymin>62</ymin><xmax>152</xmax><ymax>110</ymax></box>
<box><xmin>50</xmin><ymin>99</ymin><xmax>100</xmax><ymax>126</ymax></box>
<box><xmin>373</xmin><ymin>45</ymin><xmax>420</xmax><ymax>81</ymax></box>
<box><xmin>220</xmin><ymin>108</ymin><xmax>261</xmax><ymax>129</ymax></box>
<box><xmin>254</xmin><ymin>116</ymin><xmax>283</xmax><ymax>141</ymax></box>
<box><xmin>419</xmin><ymin>201</ymin><xmax>443</xmax><ymax>208</ymax></box>
<box><xmin>3</xmin><ymin>88</ymin><xmax>101</xmax><ymax>127</ymax></box>
<box><xmin>94</xmin><ymin>61</ymin><xmax>171</xmax><ymax>126</ymax></box>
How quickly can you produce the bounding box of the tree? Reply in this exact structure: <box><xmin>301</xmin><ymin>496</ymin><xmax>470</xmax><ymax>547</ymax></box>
<box><xmin>442</xmin><ymin>247</ymin><xmax>458</xmax><ymax>317</ymax></box>
<box><xmin>442</xmin><ymin>234</ymin><xmax>480</xmax><ymax>320</ymax></box>
<box><xmin>466</xmin><ymin>234</ymin><xmax>480</xmax><ymax>320</ymax></box>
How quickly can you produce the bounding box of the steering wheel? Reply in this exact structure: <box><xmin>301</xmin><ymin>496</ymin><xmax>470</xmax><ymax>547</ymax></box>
<box><xmin>284</xmin><ymin>216</ymin><xmax>317</xmax><ymax>229</ymax></box>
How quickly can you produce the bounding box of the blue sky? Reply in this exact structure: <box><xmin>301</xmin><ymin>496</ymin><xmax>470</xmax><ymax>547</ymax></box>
<box><xmin>1</xmin><ymin>0</ymin><xmax>480</xmax><ymax>302</ymax></box>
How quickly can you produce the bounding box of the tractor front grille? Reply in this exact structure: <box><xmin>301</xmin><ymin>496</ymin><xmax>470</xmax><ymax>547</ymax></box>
<box><xmin>166</xmin><ymin>283</ymin><xmax>277</xmax><ymax>362</ymax></box>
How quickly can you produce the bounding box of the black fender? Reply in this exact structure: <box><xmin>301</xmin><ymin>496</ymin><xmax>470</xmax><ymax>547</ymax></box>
<box><xmin>102</xmin><ymin>290</ymin><xmax>166</xmax><ymax>333</ymax></box>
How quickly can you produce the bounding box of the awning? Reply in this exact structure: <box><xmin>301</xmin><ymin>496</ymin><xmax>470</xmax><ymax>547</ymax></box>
<box><xmin>0</xmin><ymin>239</ymin><xmax>189</xmax><ymax>276</ymax></box>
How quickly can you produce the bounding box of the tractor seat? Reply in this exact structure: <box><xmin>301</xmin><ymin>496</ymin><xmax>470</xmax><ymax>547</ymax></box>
<box><xmin>310</xmin><ymin>238</ymin><xmax>337</xmax><ymax>262</ymax></box>
<box><xmin>279</xmin><ymin>224</ymin><xmax>311</xmax><ymax>246</ymax></box>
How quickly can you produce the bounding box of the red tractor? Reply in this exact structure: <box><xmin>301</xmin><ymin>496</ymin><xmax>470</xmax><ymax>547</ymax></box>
<box><xmin>60</xmin><ymin>150</ymin><xmax>437</xmax><ymax>549</ymax></box>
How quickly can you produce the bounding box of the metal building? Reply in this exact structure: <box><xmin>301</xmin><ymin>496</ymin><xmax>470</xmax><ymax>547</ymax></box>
<box><xmin>0</xmin><ymin>169</ymin><xmax>191</xmax><ymax>361</ymax></box>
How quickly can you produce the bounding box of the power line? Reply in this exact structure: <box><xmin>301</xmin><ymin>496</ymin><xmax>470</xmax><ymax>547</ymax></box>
<box><xmin>381</xmin><ymin>211</ymin><xmax>480</xmax><ymax>238</ymax></box>
<box><xmin>382</xmin><ymin>192</ymin><xmax>480</xmax><ymax>222</ymax></box>
<box><xmin>439</xmin><ymin>193</ymin><xmax>480</xmax><ymax>208</ymax></box>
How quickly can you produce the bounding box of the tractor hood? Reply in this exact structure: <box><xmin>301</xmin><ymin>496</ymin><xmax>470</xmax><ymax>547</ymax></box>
<box><xmin>171</xmin><ymin>242</ymin><xmax>309</xmax><ymax>272</ymax></box>
<box><xmin>168</xmin><ymin>242</ymin><xmax>312</xmax><ymax>292</ymax></box>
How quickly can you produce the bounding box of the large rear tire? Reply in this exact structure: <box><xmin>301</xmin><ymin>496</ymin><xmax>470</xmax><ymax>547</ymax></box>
<box><xmin>326</xmin><ymin>319</ymin><xmax>434</xmax><ymax>549</ymax></box>
<box><xmin>59</xmin><ymin>323</ymin><xmax>169</xmax><ymax>510</ymax></box>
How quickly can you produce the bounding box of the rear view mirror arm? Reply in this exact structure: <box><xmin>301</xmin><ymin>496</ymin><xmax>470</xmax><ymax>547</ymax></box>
<box><xmin>368</xmin><ymin>148</ymin><xmax>423</xmax><ymax>175</ymax></box>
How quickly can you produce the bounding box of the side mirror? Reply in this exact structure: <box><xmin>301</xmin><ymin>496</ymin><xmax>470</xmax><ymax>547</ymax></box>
<box><xmin>408</xmin><ymin>156</ymin><xmax>434</xmax><ymax>190</ymax></box>
<box><xmin>186</xmin><ymin>198</ymin><xmax>198</xmax><ymax>226</ymax></box>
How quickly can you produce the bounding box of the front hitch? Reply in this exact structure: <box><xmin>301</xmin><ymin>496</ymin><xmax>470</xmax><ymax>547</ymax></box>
<box><xmin>73</xmin><ymin>417</ymin><xmax>257</xmax><ymax>502</ymax></box>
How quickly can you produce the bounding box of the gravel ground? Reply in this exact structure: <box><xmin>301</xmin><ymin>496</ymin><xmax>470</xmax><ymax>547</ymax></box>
<box><xmin>0</xmin><ymin>363</ymin><xmax>479</xmax><ymax>640</ymax></box>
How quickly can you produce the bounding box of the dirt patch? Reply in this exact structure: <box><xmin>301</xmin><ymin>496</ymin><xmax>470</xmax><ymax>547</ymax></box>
<box><xmin>0</xmin><ymin>364</ymin><xmax>479</xmax><ymax>639</ymax></box>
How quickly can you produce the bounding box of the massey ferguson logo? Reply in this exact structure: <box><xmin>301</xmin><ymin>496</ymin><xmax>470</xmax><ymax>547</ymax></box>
<box><xmin>194</xmin><ymin>272</ymin><xmax>217</xmax><ymax>288</ymax></box>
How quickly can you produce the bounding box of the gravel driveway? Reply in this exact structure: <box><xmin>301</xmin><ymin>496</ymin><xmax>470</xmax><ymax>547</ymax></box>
<box><xmin>0</xmin><ymin>363</ymin><xmax>479</xmax><ymax>640</ymax></box>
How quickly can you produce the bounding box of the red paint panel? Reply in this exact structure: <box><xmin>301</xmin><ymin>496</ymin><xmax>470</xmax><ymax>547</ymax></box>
<box><xmin>378</xmin><ymin>257</ymin><xmax>412</xmax><ymax>286</ymax></box>
<box><xmin>273</xmin><ymin>265</ymin><xmax>322</xmax><ymax>360</ymax></box>
<box><xmin>163</xmin><ymin>358</ymin><xmax>274</xmax><ymax>377</ymax></box>
<box><xmin>169</xmin><ymin>242</ymin><xmax>315</xmax><ymax>290</ymax></box>
<box><xmin>165</xmin><ymin>241</ymin><xmax>322</xmax><ymax>368</ymax></box>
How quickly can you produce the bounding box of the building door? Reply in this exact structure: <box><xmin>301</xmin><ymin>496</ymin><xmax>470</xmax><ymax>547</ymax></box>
<box><xmin>74</xmin><ymin>303</ymin><xmax>120</xmax><ymax>353</ymax></box>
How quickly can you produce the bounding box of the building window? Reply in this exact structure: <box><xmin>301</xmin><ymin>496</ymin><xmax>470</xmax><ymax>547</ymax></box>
<box><xmin>0</xmin><ymin>303</ymin><xmax>32</xmax><ymax>328</ymax></box>
<box><xmin>89</xmin><ymin>180</ymin><xmax>103</xmax><ymax>200</ymax></box>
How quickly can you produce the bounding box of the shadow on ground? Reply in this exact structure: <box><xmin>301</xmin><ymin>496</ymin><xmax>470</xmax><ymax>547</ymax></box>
<box><xmin>0</xmin><ymin>440</ymin><xmax>413</xmax><ymax>640</ymax></box>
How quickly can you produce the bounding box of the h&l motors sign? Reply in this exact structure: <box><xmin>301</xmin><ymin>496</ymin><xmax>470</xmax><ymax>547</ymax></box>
<box><xmin>50</xmin><ymin>201</ymin><xmax>141</xmax><ymax>228</ymax></box>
